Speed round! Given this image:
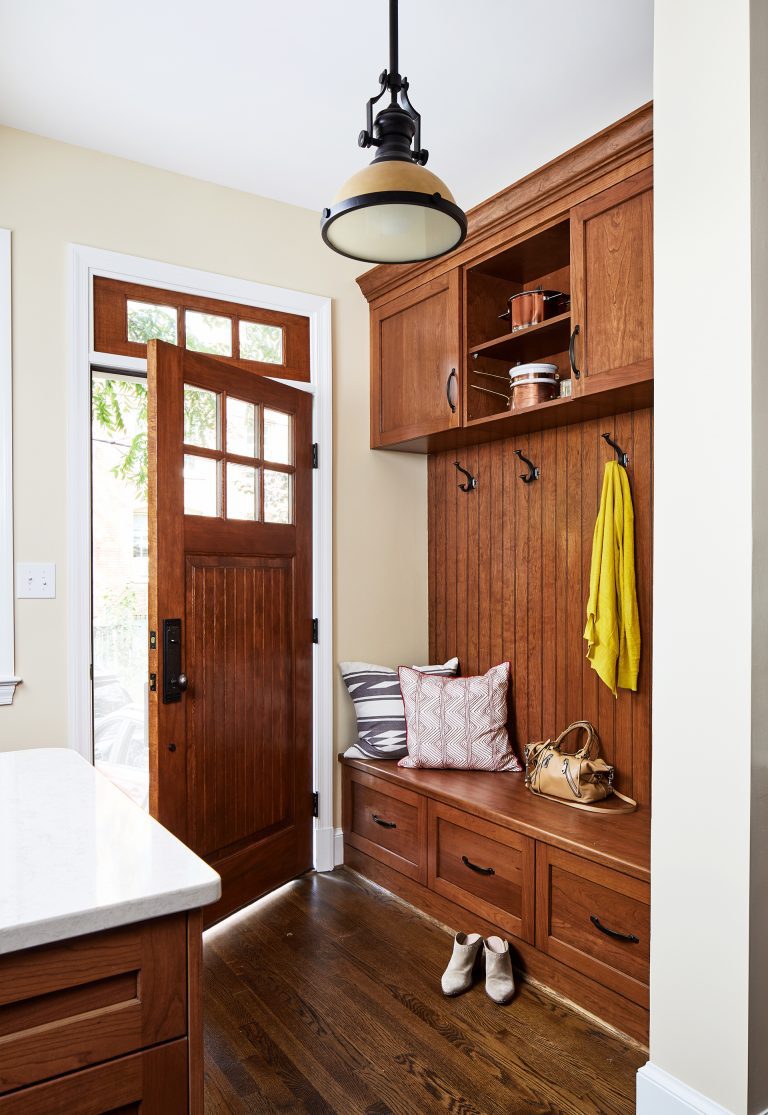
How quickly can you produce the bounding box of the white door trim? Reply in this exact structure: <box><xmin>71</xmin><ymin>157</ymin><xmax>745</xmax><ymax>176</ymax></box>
<box><xmin>68</xmin><ymin>245</ymin><xmax>335</xmax><ymax>871</ymax></box>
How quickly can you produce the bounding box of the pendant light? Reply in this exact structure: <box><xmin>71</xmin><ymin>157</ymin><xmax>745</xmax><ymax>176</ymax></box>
<box><xmin>321</xmin><ymin>0</ymin><xmax>467</xmax><ymax>265</ymax></box>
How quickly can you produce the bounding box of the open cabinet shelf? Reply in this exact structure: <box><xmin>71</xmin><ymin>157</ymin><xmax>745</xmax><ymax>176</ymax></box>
<box><xmin>468</xmin><ymin>312</ymin><xmax>571</xmax><ymax>362</ymax></box>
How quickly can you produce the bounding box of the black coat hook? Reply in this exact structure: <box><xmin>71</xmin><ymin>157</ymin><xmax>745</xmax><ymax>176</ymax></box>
<box><xmin>602</xmin><ymin>432</ymin><xmax>628</xmax><ymax>467</ymax></box>
<box><xmin>515</xmin><ymin>449</ymin><xmax>540</xmax><ymax>484</ymax></box>
<box><xmin>454</xmin><ymin>461</ymin><xmax>477</xmax><ymax>492</ymax></box>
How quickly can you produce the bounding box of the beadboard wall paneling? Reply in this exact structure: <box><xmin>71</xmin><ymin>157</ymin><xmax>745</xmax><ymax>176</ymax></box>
<box><xmin>428</xmin><ymin>408</ymin><xmax>653</xmax><ymax>804</ymax></box>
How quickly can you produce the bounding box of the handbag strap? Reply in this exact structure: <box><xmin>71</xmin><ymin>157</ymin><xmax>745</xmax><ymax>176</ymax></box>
<box><xmin>554</xmin><ymin>720</ymin><xmax>599</xmax><ymax>760</ymax></box>
<box><xmin>530</xmin><ymin>786</ymin><xmax>638</xmax><ymax>814</ymax></box>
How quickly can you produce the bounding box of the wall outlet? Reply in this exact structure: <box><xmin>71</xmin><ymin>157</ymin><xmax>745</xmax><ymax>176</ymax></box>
<box><xmin>16</xmin><ymin>562</ymin><xmax>56</xmax><ymax>599</ymax></box>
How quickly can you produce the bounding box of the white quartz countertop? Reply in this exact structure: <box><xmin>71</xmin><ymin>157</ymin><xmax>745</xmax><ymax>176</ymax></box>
<box><xmin>0</xmin><ymin>748</ymin><xmax>221</xmax><ymax>955</ymax></box>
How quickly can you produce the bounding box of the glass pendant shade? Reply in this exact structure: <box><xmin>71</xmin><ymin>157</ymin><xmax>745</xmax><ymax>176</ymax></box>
<box><xmin>322</xmin><ymin>158</ymin><xmax>467</xmax><ymax>264</ymax></box>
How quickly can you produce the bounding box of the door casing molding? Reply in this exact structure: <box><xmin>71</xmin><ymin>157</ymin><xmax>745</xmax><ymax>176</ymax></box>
<box><xmin>68</xmin><ymin>245</ymin><xmax>335</xmax><ymax>871</ymax></box>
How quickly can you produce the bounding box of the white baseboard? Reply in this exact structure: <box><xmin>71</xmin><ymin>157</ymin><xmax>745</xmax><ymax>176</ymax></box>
<box><xmin>314</xmin><ymin>825</ymin><xmax>336</xmax><ymax>873</ymax></box>
<box><xmin>334</xmin><ymin>827</ymin><xmax>344</xmax><ymax>866</ymax></box>
<box><xmin>637</xmin><ymin>1063</ymin><xmax>735</xmax><ymax>1115</ymax></box>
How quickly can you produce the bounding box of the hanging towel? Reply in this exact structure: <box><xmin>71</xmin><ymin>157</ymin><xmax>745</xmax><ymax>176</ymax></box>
<box><xmin>583</xmin><ymin>461</ymin><xmax>640</xmax><ymax>696</ymax></box>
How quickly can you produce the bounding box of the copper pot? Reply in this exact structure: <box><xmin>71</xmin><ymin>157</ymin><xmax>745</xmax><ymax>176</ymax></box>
<box><xmin>499</xmin><ymin>289</ymin><xmax>570</xmax><ymax>332</ymax></box>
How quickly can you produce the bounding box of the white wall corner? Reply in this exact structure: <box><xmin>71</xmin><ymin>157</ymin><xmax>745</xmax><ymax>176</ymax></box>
<box><xmin>637</xmin><ymin>1064</ymin><xmax>737</xmax><ymax>1115</ymax></box>
<box><xmin>334</xmin><ymin>827</ymin><xmax>344</xmax><ymax>866</ymax></box>
<box><xmin>0</xmin><ymin>229</ymin><xmax>21</xmax><ymax>706</ymax></box>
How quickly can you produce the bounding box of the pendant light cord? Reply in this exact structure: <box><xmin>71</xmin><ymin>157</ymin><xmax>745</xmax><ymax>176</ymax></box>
<box><xmin>389</xmin><ymin>0</ymin><xmax>399</xmax><ymax>100</ymax></box>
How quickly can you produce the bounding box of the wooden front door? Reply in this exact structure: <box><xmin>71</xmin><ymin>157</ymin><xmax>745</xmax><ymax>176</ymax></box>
<box><xmin>147</xmin><ymin>340</ymin><xmax>313</xmax><ymax>924</ymax></box>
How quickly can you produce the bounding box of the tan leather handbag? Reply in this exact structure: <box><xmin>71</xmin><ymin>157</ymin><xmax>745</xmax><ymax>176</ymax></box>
<box><xmin>524</xmin><ymin>721</ymin><xmax>637</xmax><ymax>814</ymax></box>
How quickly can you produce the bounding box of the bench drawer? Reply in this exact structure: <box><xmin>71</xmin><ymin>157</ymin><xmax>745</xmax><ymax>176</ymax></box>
<box><xmin>0</xmin><ymin>916</ymin><xmax>187</xmax><ymax>1094</ymax></box>
<box><xmin>343</xmin><ymin>768</ymin><xmax>427</xmax><ymax>883</ymax></box>
<box><xmin>428</xmin><ymin>801</ymin><xmax>535</xmax><ymax>942</ymax></box>
<box><xmin>536</xmin><ymin>845</ymin><xmax>649</xmax><ymax>1007</ymax></box>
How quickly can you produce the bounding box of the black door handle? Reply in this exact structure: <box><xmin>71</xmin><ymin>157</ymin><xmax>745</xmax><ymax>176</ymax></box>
<box><xmin>372</xmin><ymin>814</ymin><xmax>397</xmax><ymax>829</ymax></box>
<box><xmin>590</xmin><ymin>915</ymin><xmax>639</xmax><ymax>943</ymax></box>
<box><xmin>446</xmin><ymin>368</ymin><xmax>457</xmax><ymax>413</ymax></box>
<box><xmin>569</xmin><ymin>325</ymin><xmax>581</xmax><ymax>379</ymax></box>
<box><xmin>462</xmin><ymin>855</ymin><xmax>495</xmax><ymax>876</ymax></box>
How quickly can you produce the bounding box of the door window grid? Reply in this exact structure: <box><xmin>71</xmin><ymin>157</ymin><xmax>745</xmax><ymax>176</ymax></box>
<box><xmin>183</xmin><ymin>385</ymin><xmax>294</xmax><ymax>524</ymax></box>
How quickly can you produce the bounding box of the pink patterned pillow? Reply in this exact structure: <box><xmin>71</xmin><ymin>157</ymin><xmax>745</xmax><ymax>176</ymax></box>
<box><xmin>397</xmin><ymin>662</ymin><xmax>521</xmax><ymax>772</ymax></box>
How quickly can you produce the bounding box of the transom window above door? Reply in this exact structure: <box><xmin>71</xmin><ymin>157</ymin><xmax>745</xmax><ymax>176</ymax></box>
<box><xmin>182</xmin><ymin>384</ymin><xmax>294</xmax><ymax>524</ymax></box>
<box><xmin>94</xmin><ymin>276</ymin><xmax>310</xmax><ymax>381</ymax></box>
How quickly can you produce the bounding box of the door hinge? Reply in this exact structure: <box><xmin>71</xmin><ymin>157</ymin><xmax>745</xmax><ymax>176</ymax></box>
<box><xmin>312</xmin><ymin>443</ymin><xmax>319</xmax><ymax>469</ymax></box>
<box><xmin>312</xmin><ymin>618</ymin><xmax>319</xmax><ymax>644</ymax></box>
<box><xmin>312</xmin><ymin>791</ymin><xmax>319</xmax><ymax>818</ymax></box>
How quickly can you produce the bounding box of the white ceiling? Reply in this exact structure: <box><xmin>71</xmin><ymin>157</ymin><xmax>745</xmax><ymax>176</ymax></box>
<box><xmin>0</xmin><ymin>0</ymin><xmax>653</xmax><ymax>213</ymax></box>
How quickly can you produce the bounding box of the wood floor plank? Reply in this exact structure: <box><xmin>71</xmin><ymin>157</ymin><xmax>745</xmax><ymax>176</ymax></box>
<box><xmin>203</xmin><ymin>869</ymin><xmax>643</xmax><ymax>1115</ymax></box>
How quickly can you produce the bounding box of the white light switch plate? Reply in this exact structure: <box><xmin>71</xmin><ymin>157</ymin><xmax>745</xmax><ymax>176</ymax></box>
<box><xmin>16</xmin><ymin>562</ymin><xmax>56</xmax><ymax>599</ymax></box>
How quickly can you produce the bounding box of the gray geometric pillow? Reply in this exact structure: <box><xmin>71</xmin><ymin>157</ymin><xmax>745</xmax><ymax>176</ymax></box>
<box><xmin>340</xmin><ymin>658</ymin><xmax>460</xmax><ymax>760</ymax></box>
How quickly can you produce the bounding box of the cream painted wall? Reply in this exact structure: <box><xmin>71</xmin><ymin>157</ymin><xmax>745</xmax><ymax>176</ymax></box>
<box><xmin>0</xmin><ymin>127</ymin><xmax>429</xmax><ymax>820</ymax></box>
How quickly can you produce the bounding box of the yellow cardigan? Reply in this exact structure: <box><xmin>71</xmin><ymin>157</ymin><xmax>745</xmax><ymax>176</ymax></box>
<box><xmin>583</xmin><ymin>462</ymin><xmax>641</xmax><ymax>695</ymax></box>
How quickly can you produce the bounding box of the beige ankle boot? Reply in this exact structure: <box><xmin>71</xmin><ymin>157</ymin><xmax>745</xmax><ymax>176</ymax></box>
<box><xmin>483</xmin><ymin>936</ymin><xmax>515</xmax><ymax>1004</ymax></box>
<box><xmin>441</xmin><ymin>932</ymin><xmax>482</xmax><ymax>996</ymax></box>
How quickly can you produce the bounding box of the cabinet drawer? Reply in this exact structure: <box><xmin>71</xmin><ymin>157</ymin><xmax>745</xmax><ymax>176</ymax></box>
<box><xmin>0</xmin><ymin>916</ymin><xmax>187</xmax><ymax>1094</ymax></box>
<box><xmin>428</xmin><ymin>801</ymin><xmax>535</xmax><ymax>942</ymax></box>
<box><xmin>536</xmin><ymin>845</ymin><xmax>649</xmax><ymax>1007</ymax></box>
<box><xmin>344</xmin><ymin>769</ymin><xmax>427</xmax><ymax>883</ymax></box>
<box><xmin>0</xmin><ymin>1038</ymin><xmax>188</xmax><ymax>1115</ymax></box>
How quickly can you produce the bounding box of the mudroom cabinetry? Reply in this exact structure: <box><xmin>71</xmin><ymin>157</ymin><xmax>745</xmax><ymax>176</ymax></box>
<box><xmin>370</xmin><ymin>270</ymin><xmax>461</xmax><ymax>447</ymax></box>
<box><xmin>346</xmin><ymin>103</ymin><xmax>654</xmax><ymax>1045</ymax></box>
<box><xmin>570</xmin><ymin>167</ymin><xmax>653</xmax><ymax>393</ymax></box>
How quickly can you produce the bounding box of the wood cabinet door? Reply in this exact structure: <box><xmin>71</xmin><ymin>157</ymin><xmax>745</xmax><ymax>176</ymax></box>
<box><xmin>371</xmin><ymin>270</ymin><xmax>461</xmax><ymax>447</ymax></box>
<box><xmin>570</xmin><ymin>169</ymin><xmax>653</xmax><ymax>392</ymax></box>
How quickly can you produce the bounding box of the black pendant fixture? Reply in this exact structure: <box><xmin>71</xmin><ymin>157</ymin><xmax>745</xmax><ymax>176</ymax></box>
<box><xmin>321</xmin><ymin>0</ymin><xmax>467</xmax><ymax>265</ymax></box>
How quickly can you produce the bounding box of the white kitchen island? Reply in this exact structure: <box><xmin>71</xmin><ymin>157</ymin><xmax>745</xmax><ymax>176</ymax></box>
<box><xmin>0</xmin><ymin>748</ymin><xmax>220</xmax><ymax>1114</ymax></box>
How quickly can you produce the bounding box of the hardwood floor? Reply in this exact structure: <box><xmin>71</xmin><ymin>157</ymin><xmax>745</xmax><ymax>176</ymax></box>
<box><xmin>203</xmin><ymin>867</ymin><xmax>644</xmax><ymax>1114</ymax></box>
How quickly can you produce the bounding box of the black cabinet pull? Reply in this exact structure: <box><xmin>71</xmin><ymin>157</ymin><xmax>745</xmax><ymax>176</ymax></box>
<box><xmin>462</xmin><ymin>855</ymin><xmax>495</xmax><ymax>876</ymax></box>
<box><xmin>372</xmin><ymin>814</ymin><xmax>397</xmax><ymax>829</ymax></box>
<box><xmin>569</xmin><ymin>324</ymin><xmax>581</xmax><ymax>379</ymax></box>
<box><xmin>446</xmin><ymin>368</ymin><xmax>457</xmax><ymax>412</ymax></box>
<box><xmin>590</xmin><ymin>914</ymin><xmax>639</xmax><ymax>943</ymax></box>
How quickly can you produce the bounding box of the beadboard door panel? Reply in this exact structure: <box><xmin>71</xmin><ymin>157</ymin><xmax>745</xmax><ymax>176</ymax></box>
<box><xmin>428</xmin><ymin>410</ymin><xmax>653</xmax><ymax>805</ymax></box>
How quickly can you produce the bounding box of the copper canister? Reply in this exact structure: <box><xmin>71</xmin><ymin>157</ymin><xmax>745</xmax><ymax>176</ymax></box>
<box><xmin>508</xmin><ymin>364</ymin><xmax>560</xmax><ymax>409</ymax></box>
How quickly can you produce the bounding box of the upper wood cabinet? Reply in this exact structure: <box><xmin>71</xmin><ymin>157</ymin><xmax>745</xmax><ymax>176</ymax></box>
<box><xmin>370</xmin><ymin>270</ymin><xmax>461</xmax><ymax>448</ymax></box>
<box><xmin>569</xmin><ymin>169</ymin><xmax>653</xmax><ymax>392</ymax></box>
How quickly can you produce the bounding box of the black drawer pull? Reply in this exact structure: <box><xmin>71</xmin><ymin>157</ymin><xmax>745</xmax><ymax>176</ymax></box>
<box><xmin>590</xmin><ymin>915</ymin><xmax>639</xmax><ymax>944</ymax></box>
<box><xmin>462</xmin><ymin>855</ymin><xmax>495</xmax><ymax>876</ymax></box>
<box><xmin>372</xmin><ymin>814</ymin><xmax>397</xmax><ymax>829</ymax></box>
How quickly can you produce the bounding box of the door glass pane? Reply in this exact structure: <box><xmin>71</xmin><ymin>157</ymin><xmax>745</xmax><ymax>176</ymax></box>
<box><xmin>264</xmin><ymin>470</ymin><xmax>292</xmax><ymax>524</ymax></box>
<box><xmin>184</xmin><ymin>454</ymin><xmax>219</xmax><ymax>516</ymax></box>
<box><xmin>183</xmin><ymin>385</ymin><xmax>219</xmax><ymax>449</ymax></box>
<box><xmin>91</xmin><ymin>373</ymin><xmax>149</xmax><ymax>811</ymax></box>
<box><xmin>264</xmin><ymin>408</ymin><xmax>292</xmax><ymax>464</ymax></box>
<box><xmin>185</xmin><ymin>310</ymin><xmax>233</xmax><ymax>356</ymax></box>
<box><xmin>126</xmin><ymin>300</ymin><xmax>178</xmax><ymax>344</ymax></box>
<box><xmin>239</xmin><ymin>320</ymin><xmax>283</xmax><ymax>364</ymax></box>
<box><xmin>227</xmin><ymin>463</ymin><xmax>259</xmax><ymax>521</ymax></box>
<box><xmin>226</xmin><ymin>397</ymin><xmax>257</xmax><ymax>458</ymax></box>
